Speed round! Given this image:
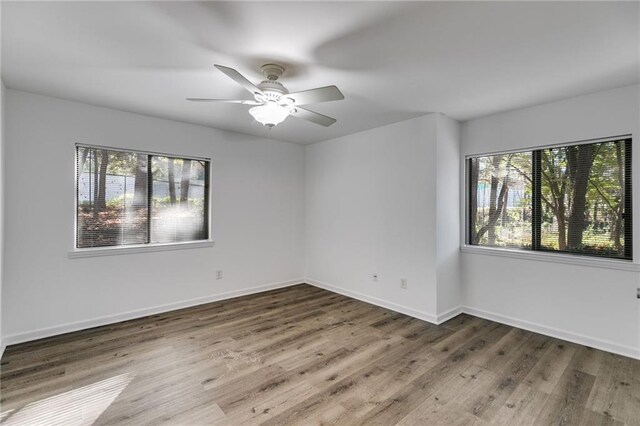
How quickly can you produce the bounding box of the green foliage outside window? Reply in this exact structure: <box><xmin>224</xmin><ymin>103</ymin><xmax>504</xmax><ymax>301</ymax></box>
<box><xmin>469</xmin><ymin>138</ymin><xmax>631</xmax><ymax>260</ymax></box>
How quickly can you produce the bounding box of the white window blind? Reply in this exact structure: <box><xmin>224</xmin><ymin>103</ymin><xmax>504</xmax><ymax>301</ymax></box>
<box><xmin>468</xmin><ymin>137</ymin><xmax>632</xmax><ymax>260</ymax></box>
<box><xmin>76</xmin><ymin>145</ymin><xmax>210</xmax><ymax>249</ymax></box>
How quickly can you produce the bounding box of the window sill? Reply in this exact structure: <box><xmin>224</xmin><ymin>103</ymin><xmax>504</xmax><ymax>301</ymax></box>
<box><xmin>460</xmin><ymin>245</ymin><xmax>640</xmax><ymax>272</ymax></box>
<box><xmin>68</xmin><ymin>240</ymin><xmax>215</xmax><ymax>259</ymax></box>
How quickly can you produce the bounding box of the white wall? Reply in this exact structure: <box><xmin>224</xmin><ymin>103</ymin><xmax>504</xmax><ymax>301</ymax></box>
<box><xmin>461</xmin><ymin>84</ymin><xmax>640</xmax><ymax>358</ymax></box>
<box><xmin>2</xmin><ymin>90</ymin><xmax>305</xmax><ymax>341</ymax></box>
<box><xmin>0</xmin><ymin>1</ymin><xmax>5</xmax><ymax>355</ymax></box>
<box><xmin>0</xmin><ymin>80</ymin><xmax>5</xmax><ymax>355</ymax></box>
<box><xmin>436</xmin><ymin>115</ymin><xmax>462</xmax><ymax>317</ymax></box>
<box><xmin>305</xmin><ymin>114</ymin><xmax>461</xmax><ymax>322</ymax></box>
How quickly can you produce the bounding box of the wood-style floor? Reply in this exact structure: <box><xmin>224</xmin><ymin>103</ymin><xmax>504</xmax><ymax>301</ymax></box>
<box><xmin>1</xmin><ymin>284</ymin><xmax>638</xmax><ymax>425</ymax></box>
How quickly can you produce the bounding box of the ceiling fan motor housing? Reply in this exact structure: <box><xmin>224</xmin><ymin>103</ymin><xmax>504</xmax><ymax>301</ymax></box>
<box><xmin>256</xmin><ymin>64</ymin><xmax>292</xmax><ymax>107</ymax></box>
<box><xmin>257</xmin><ymin>80</ymin><xmax>289</xmax><ymax>96</ymax></box>
<box><xmin>260</xmin><ymin>63</ymin><xmax>285</xmax><ymax>80</ymax></box>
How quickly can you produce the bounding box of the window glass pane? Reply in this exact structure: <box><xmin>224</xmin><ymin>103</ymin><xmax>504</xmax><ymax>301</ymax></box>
<box><xmin>470</xmin><ymin>152</ymin><xmax>532</xmax><ymax>248</ymax></box>
<box><xmin>150</xmin><ymin>156</ymin><xmax>208</xmax><ymax>243</ymax></box>
<box><xmin>76</xmin><ymin>147</ymin><xmax>148</xmax><ymax>247</ymax></box>
<box><xmin>540</xmin><ymin>140</ymin><xmax>628</xmax><ymax>258</ymax></box>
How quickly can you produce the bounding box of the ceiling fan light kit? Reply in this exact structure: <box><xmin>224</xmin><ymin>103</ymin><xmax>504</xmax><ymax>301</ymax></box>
<box><xmin>188</xmin><ymin>63</ymin><xmax>344</xmax><ymax>128</ymax></box>
<box><xmin>249</xmin><ymin>103</ymin><xmax>292</xmax><ymax>127</ymax></box>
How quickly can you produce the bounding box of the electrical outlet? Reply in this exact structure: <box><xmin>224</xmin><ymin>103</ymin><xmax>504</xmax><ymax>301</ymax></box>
<box><xmin>400</xmin><ymin>278</ymin><xmax>407</xmax><ymax>289</ymax></box>
<box><xmin>216</xmin><ymin>270</ymin><xmax>223</xmax><ymax>280</ymax></box>
<box><xmin>373</xmin><ymin>273</ymin><xmax>379</xmax><ymax>282</ymax></box>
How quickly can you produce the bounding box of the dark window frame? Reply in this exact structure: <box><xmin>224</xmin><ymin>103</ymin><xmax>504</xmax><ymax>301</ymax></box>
<box><xmin>75</xmin><ymin>144</ymin><xmax>211</xmax><ymax>250</ymax></box>
<box><xmin>467</xmin><ymin>137</ymin><xmax>632</xmax><ymax>261</ymax></box>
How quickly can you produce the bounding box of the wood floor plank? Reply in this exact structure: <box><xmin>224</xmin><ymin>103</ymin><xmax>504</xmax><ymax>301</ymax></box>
<box><xmin>490</xmin><ymin>384</ymin><xmax>552</xmax><ymax>425</ymax></box>
<box><xmin>523</xmin><ymin>339</ymin><xmax>578</xmax><ymax>394</ymax></box>
<box><xmin>464</xmin><ymin>351</ymin><xmax>540</xmax><ymax>421</ymax></box>
<box><xmin>585</xmin><ymin>351</ymin><xmax>640</xmax><ymax>424</ymax></box>
<box><xmin>536</xmin><ymin>368</ymin><xmax>596</xmax><ymax>425</ymax></box>
<box><xmin>353</xmin><ymin>323</ymin><xmax>513</xmax><ymax>425</ymax></box>
<box><xmin>397</xmin><ymin>364</ymin><xmax>497</xmax><ymax>425</ymax></box>
<box><xmin>1</xmin><ymin>284</ymin><xmax>638</xmax><ymax>425</ymax></box>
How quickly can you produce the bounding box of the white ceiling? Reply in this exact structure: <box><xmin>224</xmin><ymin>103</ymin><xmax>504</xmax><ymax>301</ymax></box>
<box><xmin>2</xmin><ymin>1</ymin><xmax>638</xmax><ymax>144</ymax></box>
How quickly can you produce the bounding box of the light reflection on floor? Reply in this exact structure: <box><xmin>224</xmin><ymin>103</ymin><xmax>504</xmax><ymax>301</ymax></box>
<box><xmin>1</xmin><ymin>373</ymin><xmax>133</xmax><ymax>426</ymax></box>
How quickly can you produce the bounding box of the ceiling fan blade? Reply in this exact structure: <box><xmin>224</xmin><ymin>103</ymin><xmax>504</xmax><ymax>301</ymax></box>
<box><xmin>285</xmin><ymin>85</ymin><xmax>344</xmax><ymax>105</ymax></box>
<box><xmin>186</xmin><ymin>98</ymin><xmax>260</xmax><ymax>105</ymax></box>
<box><xmin>290</xmin><ymin>107</ymin><xmax>337</xmax><ymax>127</ymax></box>
<box><xmin>214</xmin><ymin>64</ymin><xmax>264</xmax><ymax>97</ymax></box>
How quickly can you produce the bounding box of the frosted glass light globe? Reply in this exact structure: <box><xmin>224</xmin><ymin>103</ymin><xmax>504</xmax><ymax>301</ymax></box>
<box><xmin>249</xmin><ymin>102</ymin><xmax>290</xmax><ymax>127</ymax></box>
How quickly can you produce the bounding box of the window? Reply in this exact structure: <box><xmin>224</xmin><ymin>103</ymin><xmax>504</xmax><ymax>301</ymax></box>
<box><xmin>76</xmin><ymin>145</ymin><xmax>210</xmax><ymax>249</ymax></box>
<box><xmin>468</xmin><ymin>137</ymin><xmax>632</xmax><ymax>260</ymax></box>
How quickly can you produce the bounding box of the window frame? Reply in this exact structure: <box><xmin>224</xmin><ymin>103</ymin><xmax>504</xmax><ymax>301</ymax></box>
<box><xmin>70</xmin><ymin>143</ymin><xmax>213</xmax><ymax>258</ymax></box>
<box><xmin>464</xmin><ymin>135</ymin><xmax>633</xmax><ymax>264</ymax></box>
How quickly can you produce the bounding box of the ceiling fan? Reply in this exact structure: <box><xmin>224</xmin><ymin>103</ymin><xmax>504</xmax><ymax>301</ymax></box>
<box><xmin>187</xmin><ymin>64</ymin><xmax>344</xmax><ymax>128</ymax></box>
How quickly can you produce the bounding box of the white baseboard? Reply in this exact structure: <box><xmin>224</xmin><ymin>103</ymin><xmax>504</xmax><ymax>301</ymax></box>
<box><xmin>463</xmin><ymin>306</ymin><xmax>640</xmax><ymax>360</ymax></box>
<box><xmin>436</xmin><ymin>305</ymin><xmax>464</xmax><ymax>324</ymax></box>
<box><xmin>305</xmin><ymin>278</ymin><xmax>639</xmax><ymax>360</ymax></box>
<box><xmin>5</xmin><ymin>278</ymin><xmax>638</xmax><ymax>361</ymax></box>
<box><xmin>305</xmin><ymin>278</ymin><xmax>439</xmax><ymax>324</ymax></box>
<box><xmin>3</xmin><ymin>278</ymin><xmax>305</xmax><ymax>347</ymax></box>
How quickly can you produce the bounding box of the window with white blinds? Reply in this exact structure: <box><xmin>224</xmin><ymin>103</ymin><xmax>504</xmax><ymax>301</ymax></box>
<box><xmin>468</xmin><ymin>137</ymin><xmax>632</xmax><ymax>260</ymax></box>
<box><xmin>76</xmin><ymin>145</ymin><xmax>210</xmax><ymax>249</ymax></box>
